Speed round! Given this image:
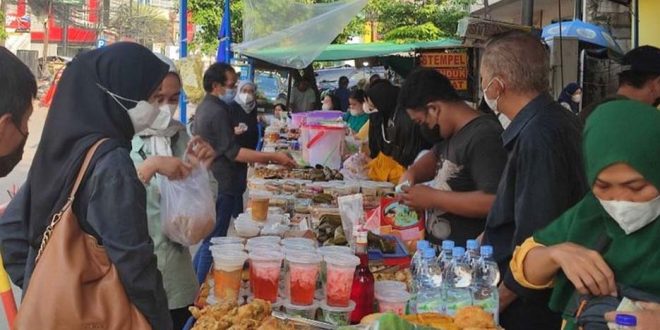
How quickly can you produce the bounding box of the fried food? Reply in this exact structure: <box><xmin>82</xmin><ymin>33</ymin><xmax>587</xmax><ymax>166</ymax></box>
<box><xmin>257</xmin><ymin>317</ymin><xmax>295</xmax><ymax>330</ymax></box>
<box><xmin>190</xmin><ymin>299</ymin><xmax>276</xmax><ymax>330</ymax></box>
<box><xmin>453</xmin><ymin>306</ymin><xmax>496</xmax><ymax>329</ymax></box>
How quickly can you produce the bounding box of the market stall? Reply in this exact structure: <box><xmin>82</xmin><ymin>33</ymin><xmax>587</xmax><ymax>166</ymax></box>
<box><xmin>183</xmin><ymin>109</ymin><xmax>502</xmax><ymax>330</ymax></box>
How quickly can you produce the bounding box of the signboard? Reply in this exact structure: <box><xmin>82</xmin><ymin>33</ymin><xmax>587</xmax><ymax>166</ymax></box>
<box><xmin>457</xmin><ymin>17</ymin><xmax>533</xmax><ymax>42</ymax></box>
<box><xmin>420</xmin><ymin>52</ymin><xmax>468</xmax><ymax>91</ymax></box>
<box><xmin>97</xmin><ymin>38</ymin><xmax>106</xmax><ymax>48</ymax></box>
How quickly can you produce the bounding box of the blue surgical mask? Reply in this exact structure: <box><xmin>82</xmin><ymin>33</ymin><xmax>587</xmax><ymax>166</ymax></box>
<box><xmin>220</xmin><ymin>88</ymin><xmax>236</xmax><ymax>103</ymax></box>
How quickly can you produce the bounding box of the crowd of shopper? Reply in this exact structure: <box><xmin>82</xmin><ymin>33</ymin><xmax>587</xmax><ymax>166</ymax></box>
<box><xmin>0</xmin><ymin>31</ymin><xmax>659</xmax><ymax>330</ymax></box>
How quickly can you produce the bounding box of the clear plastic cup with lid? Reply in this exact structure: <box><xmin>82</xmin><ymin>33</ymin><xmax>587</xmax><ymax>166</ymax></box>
<box><xmin>319</xmin><ymin>299</ymin><xmax>356</xmax><ymax>326</ymax></box>
<box><xmin>374</xmin><ymin>280</ymin><xmax>407</xmax><ymax>294</ymax></box>
<box><xmin>210</xmin><ymin>236</ymin><xmax>245</xmax><ymax>245</ymax></box>
<box><xmin>249</xmin><ymin>250</ymin><xmax>284</xmax><ymax>303</ymax></box>
<box><xmin>281</xmin><ymin>237</ymin><xmax>316</xmax><ymax>248</ymax></box>
<box><xmin>286</xmin><ymin>251</ymin><xmax>322</xmax><ymax>306</ymax></box>
<box><xmin>323</xmin><ymin>253</ymin><xmax>360</xmax><ymax>307</ymax></box>
<box><xmin>282</xmin><ymin>299</ymin><xmax>319</xmax><ymax>319</ymax></box>
<box><xmin>375</xmin><ymin>289</ymin><xmax>411</xmax><ymax>315</ymax></box>
<box><xmin>211</xmin><ymin>249</ymin><xmax>248</xmax><ymax>303</ymax></box>
<box><xmin>247</xmin><ymin>236</ymin><xmax>281</xmax><ymax>247</ymax></box>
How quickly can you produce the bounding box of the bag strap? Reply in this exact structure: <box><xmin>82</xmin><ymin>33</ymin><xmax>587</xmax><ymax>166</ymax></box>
<box><xmin>35</xmin><ymin>139</ymin><xmax>108</xmax><ymax>261</ymax></box>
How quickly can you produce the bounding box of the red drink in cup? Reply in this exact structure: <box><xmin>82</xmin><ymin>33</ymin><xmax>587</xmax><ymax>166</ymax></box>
<box><xmin>287</xmin><ymin>252</ymin><xmax>321</xmax><ymax>306</ymax></box>
<box><xmin>249</xmin><ymin>250</ymin><xmax>284</xmax><ymax>303</ymax></box>
<box><xmin>324</xmin><ymin>253</ymin><xmax>360</xmax><ymax>307</ymax></box>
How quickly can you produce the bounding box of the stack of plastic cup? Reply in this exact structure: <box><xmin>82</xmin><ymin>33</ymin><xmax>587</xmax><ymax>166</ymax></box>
<box><xmin>323</xmin><ymin>253</ymin><xmax>360</xmax><ymax>307</ymax></box>
<box><xmin>210</xmin><ymin>249</ymin><xmax>248</xmax><ymax>303</ymax></box>
<box><xmin>286</xmin><ymin>251</ymin><xmax>322</xmax><ymax>306</ymax></box>
<box><xmin>210</xmin><ymin>237</ymin><xmax>245</xmax><ymax>246</ymax></box>
<box><xmin>247</xmin><ymin>236</ymin><xmax>281</xmax><ymax>248</ymax></box>
<box><xmin>281</xmin><ymin>237</ymin><xmax>316</xmax><ymax>248</ymax></box>
<box><xmin>248</xmin><ymin>250</ymin><xmax>284</xmax><ymax>303</ymax></box>
<box><xmin>318</xmin><ymin>245</ymin><xmax>354</xmax><ymax>257</ymax></box>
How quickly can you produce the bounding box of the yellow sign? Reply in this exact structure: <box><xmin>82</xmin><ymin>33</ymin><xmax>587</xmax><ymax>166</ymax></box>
<box><xmin>420</xmin><ymin>52</ymin><xmax>469</xmax><ymax>91</ymax></box>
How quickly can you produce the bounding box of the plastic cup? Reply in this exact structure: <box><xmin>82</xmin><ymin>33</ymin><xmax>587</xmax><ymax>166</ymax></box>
<box><xmin>376</xmin><ymin>289</ymin><xmax>411</xmax><ymax>315</ymax></box>
<box><xmin>324</xmin><ymin>253</ymin><xmax>360</xmax><ymax>307</ymax></box>
<box><xmin>286</xmin><ymin>252</ymin><xmax>322</xmax><ymax>306</ymax></box>
<box><xmin>283</xmin><ymin>299</ymin><xmax>319</xmax><ymax>319</ymax></box>
<box><xmin>319</xmin><ymin>299</ymin><xmax>356</xmax><ymax>326</ymax></box>
<box><xmin>249</xmin><ymin>193</ymin><xmax>271</xmax><ymax>222</ymax></box>
<box><xmin>211</xmin><ymin>249</ymin><xmax>248</xmax><ymax>303</ymax></box>
<box><xmin>209</xmin><ymin>244</ymin><xmax>244</xmax><ymax>253</ymax></box>
<box><xmin>249</xmin><ymin>250</ymin><xmax>284</xmax><ymax>303</ymax></box>
<box><xmin>210</xmin><ymin>236</ymin><xmax>245</xmax><ymax>245</ymax></box>
<box><xmin>281</xmin><ymin>237</ymin><xmax>316</xmax><ymax>248</ymax></box>
<box><xmin>247</xmin><ymin>296</ymin><xmax>284</xmax><ymax>311</ymax></box>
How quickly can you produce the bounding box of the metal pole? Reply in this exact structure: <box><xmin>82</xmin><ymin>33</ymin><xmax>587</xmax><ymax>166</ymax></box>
<box><xmin>178</xmin><ymin>0</ymin><xmax>187</xmax><ymax>124</ymax></box>
<box><xmin>574</xmin><ymin>0</ymin><xmax>582</xmax><ymax>20</ymax></box>
<box><xmin>63</xmin><ymin>5</ymin><xmax>70</xmax><ymax>56</ymax></box>
<box><xmin>633</xmin><ymin>0</ymin><xmax>639</xmax><ymax>48</ymax></box>
<box><xmin>521</xmin><ymin>0</ymin><xmax>534</xmax><ymax>26</ymax></box>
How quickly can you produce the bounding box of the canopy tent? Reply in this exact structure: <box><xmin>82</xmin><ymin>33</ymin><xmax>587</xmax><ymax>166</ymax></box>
<box><xmin>235</xmin><ymin>38</ymin><xmax>463</xmax><ymax>68</ymax></box>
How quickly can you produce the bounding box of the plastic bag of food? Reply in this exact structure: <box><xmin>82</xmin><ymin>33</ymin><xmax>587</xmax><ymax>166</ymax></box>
<box><xmin>338</xmin><ymin>194</ymin><xmax>364</xmax><ymax>248</ymax></box>
<box><xmin>160</xmin><ymin>164</ymin><xmax>216</xmax><ymax>246</ymax></box>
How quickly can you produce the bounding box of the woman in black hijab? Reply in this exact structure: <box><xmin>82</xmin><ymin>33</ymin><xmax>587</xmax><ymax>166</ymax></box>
<box><xmin>0</xmin><ymin>43</ymin><xmax>174</xmax><ymax>329</ymax></box>
<box><xmin>365</xmin><ymin>80</ymin><xmax>429</xmax><ymax>167</ymax></box>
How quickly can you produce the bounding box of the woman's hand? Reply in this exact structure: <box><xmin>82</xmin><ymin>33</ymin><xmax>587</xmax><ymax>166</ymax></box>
<box><xmin>270</xmin><ymin>152</ymin><xmax>297</xmax><ymax>167</ymax></box>
<box><xmin>186</xmin><ymin>136</ymin><xmax>216</xmax><ymax>168</ymax></box>
<box><xmin>548</xmin><ymin>242</ymin><xmax>617</xmax><ymax>296</ymax></box>
<box><xmin>139</xmin><ymin>156</ymin><xmax>192</xmax><ymax>182</ymax></box>
<box><xmin>605</xmin><ymin>302</ymin><xmax>660</xmax><ymax>330</ymax></box>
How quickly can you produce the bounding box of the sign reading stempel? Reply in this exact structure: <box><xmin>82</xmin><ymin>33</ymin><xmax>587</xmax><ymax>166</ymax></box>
<box><xmin>420</xmin><ymin>52</ymin><xmax>469</xmax><ymax>91</ymax></box>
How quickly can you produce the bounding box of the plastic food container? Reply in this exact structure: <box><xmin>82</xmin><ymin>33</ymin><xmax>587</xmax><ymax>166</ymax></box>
<box><xmin>319</xmin><ymin>299</ymin><xmax>356</xmax><ymax>326</ymax></box>
<box><xmin>209</xmin><ymin>244</ymin><xmax>244</xmax><ymax>253</ymax></box>
<box><xmin>282</xmin><ymin>299</ymin><xmax>319</xmax><ymax>319</ymax></box>
<box><xmin>375</xmin><ymin>280</ymin><xmax>407</xmax><ymax>294</ymax></box>
<box><xmin>249</xmin><ymin>193</ymin><xmax>271</xmax><ymax>222</ymax></box>
<box><xmin>211</xmin><ymin>249</ymin><xmax>248</xmax><ymax>303</ymax></box>
<box><xmin>323</xmin><ymin>253</ymin><xmax>360</xmax><ymax>307</ymax></box>
<box><xmin>318</xmin><ymin>246</ymin><xmax>354</xmax><ymax>257</ymax></box>
<box><xmin>249</xmin><ymin>250</ymin><xmax>284</xmax><ymax>303</ymax></box>
<box><xmin>286</xmin><ymin>252</ymin><xmax>322</xmax><ymax>306</ymax></box>
<box><xmin>376</xmin><ymin>289</ymin><xmax>411</xmax><ymax>315</ymax></box>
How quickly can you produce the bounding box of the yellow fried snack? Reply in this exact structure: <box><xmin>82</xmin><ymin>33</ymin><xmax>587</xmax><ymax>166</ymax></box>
<box><xmin>453</xmin><ymin>306</ymin><xmax>496</xmax><ymax>329</ymax></box>
<box><xmin>190</xmin><ymin>299</ymin><xmax>275</xmax><ymax>330</ymax></box>
<box><xmin>402</xmin><ymin>313</ymin><xmax>459</xmax><ymax>330</ymax></box>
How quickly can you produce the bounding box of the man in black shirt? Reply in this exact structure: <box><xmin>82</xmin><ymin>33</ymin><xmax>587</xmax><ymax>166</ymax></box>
<box><xmin>579</xmin><ymin>45</ymin><xmax>660</xmax><ymax>124</ymax></box>
<box><xmin>398</xmin><ymin>68</ymin><xmax>508</xmax><ymax>246</ymax></box>
<box><xmin>192</xmin><ymin>63</ymin><xmax>295</xmax><ymax>283</ymax></box>
<box><xmin>479</xmin><ymin>31</ymin><xmax>587</xmax><ymax>330</ymax></box>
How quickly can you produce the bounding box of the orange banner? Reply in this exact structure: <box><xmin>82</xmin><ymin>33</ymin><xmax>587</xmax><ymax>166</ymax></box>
<box><xmin>420</xmin><ymin>52</ymin><xmax>469</xmax><ymax>90</ymax></box>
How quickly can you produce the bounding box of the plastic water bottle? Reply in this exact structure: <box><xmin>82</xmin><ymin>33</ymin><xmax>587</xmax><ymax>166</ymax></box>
<box><xmin>443</xmin><ymin>247</ymin><xmax>473</xmax><ymax>316</ymax></box>
<box><xmin>414</xmin><ymin>248</ymin><xmax>444</xmax><ymax>313</ymax></box>
<box><xmin>411</xmin><ymin>240</ymin><xmax>430</xmax><ymax>277</ymax></box>
<box><xmin>472</xmin><ymin>245</ymin><xmax>500</xmax><ymax>323</ymax></box>
<box><xmin>466</xmin><ymin>239</ymin><xmax>480</xmax><ymax>267</ymax></box>
<box><xmin>437</xmin><ymin>240</ymin><xmax>455</xmax><ymax>271</ymax></box>
<box><xmin>615</xmin><ymin>314</ymin><xmax>637</xmax><ymax>330</ymax></box>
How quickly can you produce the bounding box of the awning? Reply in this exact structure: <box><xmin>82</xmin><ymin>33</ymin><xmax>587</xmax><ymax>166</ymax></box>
<box><xmin>235</xmin><ymin>38</ymin><xmax>463</xmax><ymax>66</ymax></box>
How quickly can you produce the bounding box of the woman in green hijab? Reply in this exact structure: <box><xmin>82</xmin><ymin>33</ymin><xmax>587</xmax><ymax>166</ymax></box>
<box><xmin>508</xmin><ymin>100</ymin><xmax>660</xmax><ymax>329</ymax></box>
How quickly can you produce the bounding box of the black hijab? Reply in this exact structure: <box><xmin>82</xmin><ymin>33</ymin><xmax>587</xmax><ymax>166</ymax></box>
<box><xmin>19</xmin><ymin>42</ymin><xmax>168</xmax><ymax>247</ymax></box>
<box><xmin>366</xmin><ymin>80</ymin><xmax>429</xmax><ymax>166</ymax></box>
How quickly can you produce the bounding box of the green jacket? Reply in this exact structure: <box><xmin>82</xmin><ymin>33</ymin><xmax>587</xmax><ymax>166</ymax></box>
<box><xmin>130</xmin><ymin>131</ymin><xmax>199</xmax><ymax>310</ymax></box>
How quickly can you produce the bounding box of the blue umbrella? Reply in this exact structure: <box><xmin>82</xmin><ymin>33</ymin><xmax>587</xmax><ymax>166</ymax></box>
<box><xmin>216</xmin><ymin>0</ymin><xmax>233</xmax><ymax>63</ymax></box>
<box><xmin>542</xmin><ymin>19</ymin><xmax>623</xmax><ymax>54</ymax></box>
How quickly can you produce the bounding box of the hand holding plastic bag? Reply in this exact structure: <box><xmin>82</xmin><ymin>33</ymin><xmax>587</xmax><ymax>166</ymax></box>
<box><xmin>160</xmin><ymin>164</ymin><xmax>216</xmax><ymax>246</ymax></box>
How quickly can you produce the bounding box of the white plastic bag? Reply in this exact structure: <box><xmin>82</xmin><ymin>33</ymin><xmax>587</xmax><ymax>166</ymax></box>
<box><xmin>160</xmin><ymin>165</ymin><xmax>216</xmax><ymax>246</ymax></box>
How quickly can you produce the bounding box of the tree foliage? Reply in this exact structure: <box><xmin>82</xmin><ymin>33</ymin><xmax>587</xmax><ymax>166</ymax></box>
<box><xmin>107</xmin><ymin>4</ymin><xmax>170</xmax><ymax>47</ymax></box>
<box><xmin>189</xmin><ymin>0</ymin><xmax>474</xmax><ymax>55</ymax></box>
<box><xmin>0</xmin><ymin>11</ymin><xmax>7</xmax><ymax>42</ymax></box>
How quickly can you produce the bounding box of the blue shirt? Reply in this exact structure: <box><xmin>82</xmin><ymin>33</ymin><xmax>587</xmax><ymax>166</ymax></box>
<box><xmin>483</xmin><ymin>93</ymin><xmax>587</xmax><ymax>298</ymax></box>
<box><xmin>335</xmin><ymin>87</ymin><xmax>350</xmax><ymax>112</ymax></box>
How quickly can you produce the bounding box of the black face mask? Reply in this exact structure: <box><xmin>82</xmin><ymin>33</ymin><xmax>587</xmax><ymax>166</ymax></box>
<box><xmin>0</xmin><ymin>138</ymin><xmax>26</xmax><ymax>177</ymax></box>
<box><xmin>653</xmin><ymin>97</ymin><xmax>660</xmax><ymax>108</ymax></box>
<box><xmin>419</xmin><ymin>123</ymin><xmax>443</xmax><ymax>145</ymax></box>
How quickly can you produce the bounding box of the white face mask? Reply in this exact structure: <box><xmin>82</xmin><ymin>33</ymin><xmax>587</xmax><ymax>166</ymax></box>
<box><xmin>363</xmin><ymin>102</ymin><xmax>378</xmax><ymax>114</ymax></box>
<box><xmin>349</xmin><ymin>108</ymin><xmax>361</xmax><ymax>116</ymax></box>
<box><xmin>572</xmin><ymin>94</ymin><xmax>583</xmax><ymax>103</ymax></box>
<box><xmin>322</xmin><ymin>103</ymin><xmax>332</xmax><ymax>110</ymax></box>
<box><xmin>150</xmin><ymin>103</ymin><xmax>175</xmax><ymax>130</ymax></box>
<box><xmin>238</xmin><ymin>92</ymin><xmax>254</xmax><ymax>105</ymax></box>
<box><xmin>598</xmin><ymin>196</ymin><xmax>660</xmax><ymax>235</ymax></box>
<box><xmin>100</xmin><ymin>84</ymin><xmax>160</xmax><ymax>133</ymax></box>
<box><xmin>483</xmin><ymin>78</ymin><xmax>502</xmax><ymax>113</ymax></box>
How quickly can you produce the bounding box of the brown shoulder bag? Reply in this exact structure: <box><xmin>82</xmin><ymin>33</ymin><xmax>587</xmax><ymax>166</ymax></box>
<box><xmin>15</xmin><ymin>139</ymin><xmax>151</xmax><ymax>330</ymax></box>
